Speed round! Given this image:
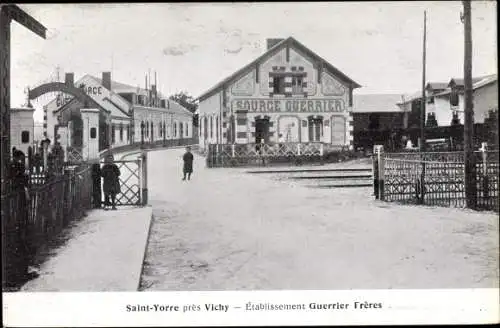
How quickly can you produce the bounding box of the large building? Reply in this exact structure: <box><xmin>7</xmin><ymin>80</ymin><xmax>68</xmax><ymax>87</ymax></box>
<box><xmin>196</xmin><ymin>37</ymin><xmax>361</xmax><ymax>151</ymax></box>
<box><xmin>43</xmin><ymin>72</ymin><xmax>193</xmax><ymax>159</ymax></box>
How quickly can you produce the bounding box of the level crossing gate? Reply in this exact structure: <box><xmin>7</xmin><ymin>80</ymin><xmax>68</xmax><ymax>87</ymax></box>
<box><xmin>101</xmin><ymin>159</ymin><xmax>143</xmax><ymax>206</ymax></box>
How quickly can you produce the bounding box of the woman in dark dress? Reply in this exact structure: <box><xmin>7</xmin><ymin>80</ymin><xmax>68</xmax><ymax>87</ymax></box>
<box><xmin>182</xmin><ymin>146</ymin><xmax>194</xmax><ymax>181</ymax></box>
<box><xmin>101</xmin><ymin>154</ymin><xmax>121</xmax><ymax>210</ymax></box>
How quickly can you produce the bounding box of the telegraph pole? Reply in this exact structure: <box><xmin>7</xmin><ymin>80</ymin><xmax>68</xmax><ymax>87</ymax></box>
<box><xmin>462</xmin><ymin>0</ymin><xmax>476</xmax><ymax>208</ymax></box>
<box><xmin>420</xmin><ymin>10</ymin><xmax>427</xmax><ymax>152</ymax></box>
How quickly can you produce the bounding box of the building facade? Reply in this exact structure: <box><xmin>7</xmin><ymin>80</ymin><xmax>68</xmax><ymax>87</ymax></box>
<box><xmin>196</xmin><ymin>37</ymin><xmax>361</xmax><ymax>151</ymax></box>
<box><xmin>43</xmin><ymin>72</ymin><xmax>193</xmax><ymax>158</ymax></box>
<box><xmin>399</xmin><ymin>74</ymin><xmax>498</xmax><ymax>127</ymax></box>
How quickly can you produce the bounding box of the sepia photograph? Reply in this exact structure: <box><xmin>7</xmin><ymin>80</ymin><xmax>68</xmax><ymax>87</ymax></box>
<box><xmin>1</xmin><ymin>1</ymin><xmax>498</xmax><ymax>326</ymax></box>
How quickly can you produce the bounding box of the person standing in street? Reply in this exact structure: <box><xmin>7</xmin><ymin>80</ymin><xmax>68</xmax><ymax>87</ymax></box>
<box><xmin>182</xmin><ymin>146</ymin><xmax>194</xmax><ymax>181</ymax></box>
<box><xmin>101</xmin><ymin>154</ymin><xmax>121</xmax><ymax>210</ymax></box>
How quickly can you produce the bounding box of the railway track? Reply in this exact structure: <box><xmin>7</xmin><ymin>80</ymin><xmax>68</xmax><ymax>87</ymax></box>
<box><xmin>247</xmin><ymin>167</ymin><xmax>373</xmax><ymax>189</ymax></box>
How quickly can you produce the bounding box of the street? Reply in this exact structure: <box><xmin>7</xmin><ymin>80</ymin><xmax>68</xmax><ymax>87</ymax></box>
<box><xmin>139</xmin><ymin>148</ymin><xmax>499</xmax><ymax>291</ymax></box>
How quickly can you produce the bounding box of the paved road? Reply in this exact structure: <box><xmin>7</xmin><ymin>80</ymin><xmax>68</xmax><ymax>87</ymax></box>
<box><xmin>140</xmin><ymin>148</ymin><xmax>499</xmax><ymax>291</ymax></box>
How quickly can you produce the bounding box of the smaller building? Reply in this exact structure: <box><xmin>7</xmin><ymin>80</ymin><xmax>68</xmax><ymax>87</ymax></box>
<box><xmin>352</xmin><ymin>94</ymin><xmax>408</xmax><ymax>131</ymax></box>
<box><xmin>351</xmin><ymin>94</ymin><xmax>410</xmax><ymax>151</ymax></box>
<box><xmin>400</xmin><ymin>74</ymin><xmax>498</xmax><ymax>127</ymax></box>
<box><xmin>10</xmin><ymin>107</ymin><xmax>35</xmax><ymax>160</ymax></box>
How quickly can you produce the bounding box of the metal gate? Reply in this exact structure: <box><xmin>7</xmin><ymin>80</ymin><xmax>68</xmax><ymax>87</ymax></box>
<box><xmin>101</xmin><ymin>159</ymin><xmax>143</xmax><ymax>206</ymax></box>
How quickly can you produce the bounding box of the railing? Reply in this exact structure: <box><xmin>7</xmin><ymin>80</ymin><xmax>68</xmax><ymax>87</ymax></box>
<box><xmin>205</xmin><ymin>142</ymin><xmax>354</xmax><ymax>168</ymax></box>
<box><xmin>373</xmin><ymin>146</ymin><xmax>499</xmax><ymax>212</ymax></box>
<box><xmin>2</xmin><ymin>164</ymin><xmax>93</xmax><ymax>290</ymax></box>
<box><xmin>101</xmin><ymin>137</ymin><xmax>197</xmax><ymax>159</ymax></box>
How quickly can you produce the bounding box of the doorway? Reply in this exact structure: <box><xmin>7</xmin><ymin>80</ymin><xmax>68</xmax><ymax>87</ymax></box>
<box><xmin>255</xmin><ymin>117</ymin><xmax>270</xmax><ymax>144</ymax></box>
<box><xmin>69</xmin><ymin>114</ymin><xmax>83</xmax><ymax>149</ymax></box>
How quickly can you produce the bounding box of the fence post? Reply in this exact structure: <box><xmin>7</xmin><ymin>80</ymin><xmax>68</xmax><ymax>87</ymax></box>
<box><xmin>372</xmin><ymin>145</ymin><xmax>379</xmax><ymax>199</ymax></box>
<box><xmin>297</xmin><ymin>143</ymin><xmax>301</xmax><ymax>156</ymax></box>
<box><xmin>374</xmin><ymin>145</ymin><xmax>385</xmax><ymax>200</ymax></box>
<box><xmin>481</xmin><ymin>142</ymin><xmax>489</xmax><ymax>199</ymax></box>
<box><xmin>141</xmin><ymin>151</ymin><xmax>148</xmax><ymax>206</ymax></box>
<box><xmin>231</xmin><ymin>144</ymin><xmax>235</xmax><ymax>158</ymax></box>
<box><xmin>418</xmin><ymin>153</ymin><xmax>426</xmax><ymax>205</ymax></box>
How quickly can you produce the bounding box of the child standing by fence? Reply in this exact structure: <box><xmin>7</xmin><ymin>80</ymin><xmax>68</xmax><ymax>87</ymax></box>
<box><xmin>101</xmin><ymin>154</ymin><xmax>121</xmax><ymax>210</ymax></box>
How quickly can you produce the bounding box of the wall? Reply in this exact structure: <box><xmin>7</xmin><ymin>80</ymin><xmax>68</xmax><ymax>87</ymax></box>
<box><xmin>10</xmin><ymin>108</ymin><xmax>35</xmax><ymax>158</ymax></box>
<box><xmin>133</xmin><ymin>105</ymin><xmax>192</xmax><ymax>144</ymax></box>
<box><xmin>353</xmin><ymin>112</ymin><xmax>405</xmax><ymax>131</ymax></box>
<box><xmin>198</xmin><ymin>90</ymin><xmax>222</xmax><ymax>147</ymax></box>
<box><xmin>473</xmin><ymin>81</ymin><xmax>498</xmax><ymax>124</ymax></box>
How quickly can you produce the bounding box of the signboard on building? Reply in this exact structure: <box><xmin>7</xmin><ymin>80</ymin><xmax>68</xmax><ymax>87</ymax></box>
<box><xmin>232</xmin><ymin>98</ymin><xmax>345</xmax><ymax>113</ymax></box>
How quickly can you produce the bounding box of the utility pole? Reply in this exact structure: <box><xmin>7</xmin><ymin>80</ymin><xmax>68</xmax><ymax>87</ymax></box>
<box><xmin>417</xmin><ymin>10</ymin><xmax>428</xmax><ymax>204</ymax></box>
<box><xmin>462</xmin><ymin>0</ymin><xmax>476</xmax><ymax>208</ymax></box>
<box><xmin>420</xmin><ymin>10</ymin><xmax>427</xmax><ymax>152</ymax></box>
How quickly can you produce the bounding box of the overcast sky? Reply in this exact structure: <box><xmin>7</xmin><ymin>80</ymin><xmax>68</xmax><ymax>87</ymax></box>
<box><xmin>10</xmin><ymin>2</ymin><xmax>497</xmax><ymax>121</ymax></box>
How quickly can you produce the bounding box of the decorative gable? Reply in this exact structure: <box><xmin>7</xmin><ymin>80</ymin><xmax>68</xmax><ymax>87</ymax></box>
<box><xmin>231</xmin><ymin>70</ymin><xmax>255</xmax><ymax>96</ymax></box>
<box><xmin>321</xmin><ymin>72</ymin><xmax>346</xmax><ymax>96</ymax></box>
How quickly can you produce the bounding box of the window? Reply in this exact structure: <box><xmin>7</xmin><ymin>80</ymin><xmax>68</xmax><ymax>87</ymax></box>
<box><xmin>427</xmin><ymin>96</ymin><xmax>434</xmax><ymax>104</ymax></box>
<box><xmin>174</xmin><ymin>122</ymin><xmax>177</xmax><ymax>137</ymax></box>
<box><xmin>308</xmin><ymin>118</ymin><xmax>323</xmax><ymax>142</ymax></box>
<box><xmin>203</xmin><ymin>117</ymin><xmax>208</xmax><ymax>139</ymax></box>
<box><xmin>111</xmin><ymin>124</ymin><xmax>116</xmax><ymax>144</ymax></box>
<box><xmin>185</xmin><ymin>123</ymin><xmax>189</xmax><ymax>137</ymax></box>
<box><xmin>145</xmin><ymin>121</ymin><xmax>149</xmax><ymax>137</ymax></box>
<box><xmin>180</xmin><ymin>122</ymin><xmax>184</xmax><ymax>139</ymax></box>
<box><xmin>273</xmin><ymin>76</ymin><xmax>285</xmax><ymax>94</ymax></box>
<box><xmin>119</xmin><ymin>123</ymin><xmax>123</xmax><ymax>141</ymax></box>
<box><xmin>21</xmin><ymin>131</ymin><xmax>30</xmax><ymax>143</ymax></box>
<box><xmin>210</xmin><ymin>116</ymin><xmax>213</xmax><ymax>139</ymax></box>
<box><xmin>159</xmin><ymin>122</ymin><xmax>162</xmax><ymax>137</ymax></box>
<box><xmin>292</xmin><ymin>76</ymin><xmax>303</xmax><ymax>94</ymax></box>
<box><xmin>90</xmin><ymin>127</ymin><xmax>97</xmax><ymax>139</ymax></box>
<box><xmin>450</xmin><ymin>90</ymin><xmax>459</xmax><ymax>107</ymax></box>
<box><xmin>216</xmin><ymin>117</ymin><xmax>219</xmax><ymax>141</ymax></box>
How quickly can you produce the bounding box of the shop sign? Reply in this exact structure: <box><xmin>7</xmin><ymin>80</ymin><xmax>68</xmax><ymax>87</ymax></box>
<box><xmin>232</xmin><ymin>98</ymin><xmax>345</xmax><ymax>113</ymax></box>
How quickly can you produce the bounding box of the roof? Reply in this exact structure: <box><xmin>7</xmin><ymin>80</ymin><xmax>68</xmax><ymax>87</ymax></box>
<box><xmin>448</xmin><ymin>75</ymin><xmax>488</xmax><ymax>87</ymax></box>
<box><xmin>397</xmin><ymin>91</ymin><xmax>423</xmax><ymax>104</ymax></box>
<box><xmin>426</xmin><ymin>82</ymin><xmax>448</xmax><ymax>90</ymax></box>
<box><xmin>434</xmin><ymin>74</ymin><xmax>498</xmax><ymax>97</ymax></box>
<box><xmin>86</xmin><ymin>75</ymin><xmax>192</xmax><ymax>116</ymax></box>
<box><xmin>352</xmin><ymin>94</ymin><xmax>406</xmax><ymax>113</ymax></box>
<box><xmin>90</xmin><ymin>75</ymin><xmax>149</xmax><ymax>95</ymax></box>
<box><xmin>196</xmin><ymin>36</ymin><xmax>362</xmax><ymax>101</ymax></box>
<box><xmin>133</xmin><ymin>99</ymin><xmax>193</xmax><ymax>117</ymax></box>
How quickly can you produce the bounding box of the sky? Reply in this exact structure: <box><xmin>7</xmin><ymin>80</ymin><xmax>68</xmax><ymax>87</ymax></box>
<box><xmin>9</xmin><ymin>2</ymin><xmax>497</xmax><ymax>122</ymax></box>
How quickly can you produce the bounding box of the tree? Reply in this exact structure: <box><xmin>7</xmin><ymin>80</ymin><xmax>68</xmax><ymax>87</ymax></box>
<box><xmin>169</xmin><ymin>91</ymin><xmax>198</xmax><ymax>127</ymax></box>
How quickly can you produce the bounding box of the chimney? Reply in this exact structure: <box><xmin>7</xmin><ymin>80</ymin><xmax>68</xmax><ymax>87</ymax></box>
<box><xmin>266</xmin><ymin>38</ymin><xmax>285</xmax><ymax>50</ymax></box>
<box><xmin>65</xmin><ymin>73</ymin><xmax>74</xmax><ymax>86</ymax></box>
<box><xmin>102</xmin><ymin>72</ymin><xmax>111</xmax><ymax>90</ymax></box>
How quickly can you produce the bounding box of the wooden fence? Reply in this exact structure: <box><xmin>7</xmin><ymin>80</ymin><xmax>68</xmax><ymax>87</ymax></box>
<box><xmin>2</xmin><ymin>164</ymin><xmax>93</xmax><ymax>290</ymax></box>
<box><xmin>372</xmin><ymin>146</ymin><xmax>499</xmax><ymax>212</ymax></box>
